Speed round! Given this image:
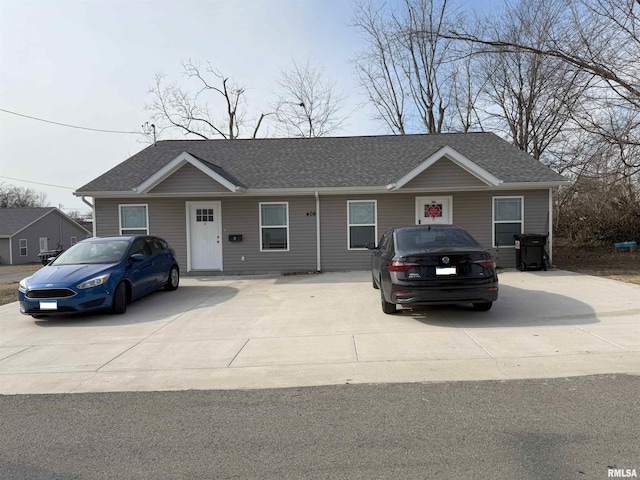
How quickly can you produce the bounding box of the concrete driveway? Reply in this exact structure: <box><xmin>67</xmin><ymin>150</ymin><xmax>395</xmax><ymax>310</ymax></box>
<box><xmin>1</xmin><ymin>270</ymin><xmax>639</xmax><ymax>394</ymax></box>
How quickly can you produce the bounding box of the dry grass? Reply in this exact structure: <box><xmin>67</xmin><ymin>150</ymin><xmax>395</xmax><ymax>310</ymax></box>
<box><xmin>553</xmin><ymin>244</ymin><xmax>640</xmax><ymax>286</ymax></box>
<box><xmin>0</xmin><ymin>281</ymin><xmax>20</xmax><ymax>306</ymax></box>
<box><xmin>0</xmin><ymin>263</ymin><xmax>42</xmax><ymax>307</ymax></box>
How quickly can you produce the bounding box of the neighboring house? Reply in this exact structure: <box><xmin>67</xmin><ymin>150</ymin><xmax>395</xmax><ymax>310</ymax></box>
<box><xmin>74</xmin><ymin>133</ymin><xmax>568</xmax><ymax>274</ymax></box>
<box><xmin>0</xmin><ymin>207</ymin><xmax>91</xmax><ymax>265</ymax></box>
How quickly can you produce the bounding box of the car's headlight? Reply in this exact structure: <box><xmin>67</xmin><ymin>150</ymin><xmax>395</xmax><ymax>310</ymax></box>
<box><xmin>77</xmin><ymin>274</ymin><xmax>110</xmax><ymax>289</ymax></box>
<box><xmin>18</xmin><ymin>277</ymin><xmax>31</xmax><ymax>293</ymax></box>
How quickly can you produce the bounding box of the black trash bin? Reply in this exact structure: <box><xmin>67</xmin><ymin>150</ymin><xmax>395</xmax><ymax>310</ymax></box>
<box><xmin>514</xmin><ymin>234</ymin><xmax>548</xmax><ymax>271</ymax></box>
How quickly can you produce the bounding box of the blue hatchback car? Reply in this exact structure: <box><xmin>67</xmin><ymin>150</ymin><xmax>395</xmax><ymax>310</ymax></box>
<box><xmin>18</xmin><ymin>236</ymin><xmax>180</xmax><ymax>317</ymax></box>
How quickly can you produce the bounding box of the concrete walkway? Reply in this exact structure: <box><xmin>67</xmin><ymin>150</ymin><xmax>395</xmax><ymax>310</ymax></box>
<box><xmin>1</xmin><ymin>270</ymin><xmax>639</xmax><ymax>394</ymax></box>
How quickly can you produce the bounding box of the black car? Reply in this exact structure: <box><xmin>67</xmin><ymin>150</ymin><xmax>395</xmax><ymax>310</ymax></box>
<box><xmin>368</xmin><ymin>225</ymin><xmax>498</xmax><ymax>313</ymax></box>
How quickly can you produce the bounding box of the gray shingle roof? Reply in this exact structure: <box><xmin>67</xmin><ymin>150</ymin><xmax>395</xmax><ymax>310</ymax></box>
<box><xmin>76</xmin><ymin>133</ymin><xmax>566</xmax><ymax>193</ymax></box>
<box><xmin>0</xmin><ymin>208</ymin><xmax>56</xmax><ymax>236</ymax></box>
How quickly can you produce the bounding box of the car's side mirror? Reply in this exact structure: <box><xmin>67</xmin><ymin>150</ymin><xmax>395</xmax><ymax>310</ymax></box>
<box><xmin>130</xmin><ymin>253</ymin><xmax>146</xmax><ymax>262</ymax></box>
<box><xmin>365</xmin><ymin>243</ymin><xmax>378</xmax><ymax>250</ymax></box>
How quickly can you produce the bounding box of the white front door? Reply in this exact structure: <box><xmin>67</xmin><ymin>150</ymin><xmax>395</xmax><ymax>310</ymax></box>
<box><xmin>39</xmin><ymin>237</ymin><xmax>48</xmax><ymax>252</ymax></box>
<box><xmin>188</xmin><ymin>202</ymin><xmax>222</xmax><ymax>271</ymax></box>
<box><xmin>415</xmin><ymin>196</ymin><xmax>453</xmax><ymax>225</ymax></box>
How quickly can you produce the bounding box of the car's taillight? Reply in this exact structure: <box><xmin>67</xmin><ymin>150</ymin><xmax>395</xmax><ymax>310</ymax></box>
<box><xmin>473</xmin><ymin>259</ymin><xmax>496</xmax><ymax>268</ymax></box>
<box><xmin>387</xmin><ymin>260</ymin><xmax>420</xmax><ymax>272</ymax></box>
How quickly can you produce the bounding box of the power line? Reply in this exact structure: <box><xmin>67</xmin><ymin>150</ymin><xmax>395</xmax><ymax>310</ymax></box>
<box><xmin>0</xmin><ymin>108</ymin><xmax>144</xmax><ymax>135</ymax></box>
<box><xmin>0</xmin><ymin>175</ymin><xmax>75</xmax><ymax>190</ymax></box>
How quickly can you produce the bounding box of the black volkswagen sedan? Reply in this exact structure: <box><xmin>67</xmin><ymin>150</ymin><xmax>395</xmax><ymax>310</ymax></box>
<box><xmin>369</xmin><ymin>225</ymin><xmax>498</xmax><ymax>314</ymax></box>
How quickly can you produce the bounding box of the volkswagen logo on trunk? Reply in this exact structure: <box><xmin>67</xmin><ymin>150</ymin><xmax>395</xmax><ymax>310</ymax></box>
<box><xmin>442</xmin><ymin>256</ymin><xmax>450</xmax><ymax>264</ymax></box>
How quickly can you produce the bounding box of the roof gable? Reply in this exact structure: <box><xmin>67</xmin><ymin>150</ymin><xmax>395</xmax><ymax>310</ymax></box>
<box><xmin>136</xmin><ymin>151</ymin><xmax>243</xmax><ymax>194</ymax></box>
<box><xmin>0</xmin><ymin>207</ymin><xmax>56</xmax><ymax>236</ymax></box>
<box><xmin>148</xmin><ymin>162</ymin><xmax>237</xmax><ymax>194</ymax></box>
<box><xmin>390</xmin><ymin>146</ymin><xmax>501</xmax><ymax>190</ymax></box>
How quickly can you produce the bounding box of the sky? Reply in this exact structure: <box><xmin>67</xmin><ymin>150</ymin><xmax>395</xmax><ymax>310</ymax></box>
<box><xmin>0</xmin><ymin>0</ymin><xmax>498</xmax><ymax>215</ymax></box>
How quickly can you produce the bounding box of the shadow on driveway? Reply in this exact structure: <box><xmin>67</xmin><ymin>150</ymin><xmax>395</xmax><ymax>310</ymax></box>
<box><xmin>388</xmin><ymin>284</ymin><xmax>601</xmax><ymax>328</ymax></box>
<box><xmin>32</xmin><ymin>285</ymin><xmax>238</xmax><ymax>328</ymax></box>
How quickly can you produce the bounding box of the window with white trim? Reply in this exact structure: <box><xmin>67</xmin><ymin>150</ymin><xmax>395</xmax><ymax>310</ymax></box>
<box><xmin>348</xmin><ymin>200</ymin><xmax>377</xmax><ymax>249</ymax></box>
<box><xmin>493</xmin><ymin>196</ymin><xmax>523</xmax><ymax>247</ymax></box>
<box><xmin>19</xmin><ymin>239</ymin><xmax>27</xmax><ymax>256</ymax></box>
<box><xmin>260</xmin><ymin>202</ymin><xmax>289</xmax><ymax>251</ymax></box>
<box><xmin>119</xmin><ymin>204</ymin><xmax>148</xmax><ymax>235</ymax></box>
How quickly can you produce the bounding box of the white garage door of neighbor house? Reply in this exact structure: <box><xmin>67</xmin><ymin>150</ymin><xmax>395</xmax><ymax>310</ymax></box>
<box><xmin>188</xmin><ymin>202</ymin><xmax>222</xmax><ymax>271</ymax></box>
<box><xmin>415</xmin><ymin>196</ymin><xmax>453</xmax><ymax>225</ymax></box>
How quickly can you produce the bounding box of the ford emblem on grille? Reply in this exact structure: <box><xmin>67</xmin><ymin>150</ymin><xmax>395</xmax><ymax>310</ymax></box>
<box><xmin>442</xmin><ymin>256</ymin><xmax>450</xmax><ymax>264</ymax></box>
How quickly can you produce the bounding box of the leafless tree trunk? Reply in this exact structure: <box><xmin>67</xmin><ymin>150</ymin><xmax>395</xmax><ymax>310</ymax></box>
<box><xmin>273</xmin><ymin>59</ymin><xmax>347</xmax><ymax>138</ymax></box>
<box><xmin>352</xmin><ymin>0</ymin><xmax>465</xmax><ymax>134</ymax></box>
<box><xmin>442</xmin><ymin>0</ymin><xmax>640</xmax><ymax>150</ymax></box>
<box><xmin>475</xmin><ymin>0</ymin><xmax>589</xmax><ymax>160</ymax></box>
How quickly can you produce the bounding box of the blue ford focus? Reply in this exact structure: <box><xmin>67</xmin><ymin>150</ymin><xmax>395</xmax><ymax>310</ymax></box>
<box><xmin>18</xmin><ymin>236</ymin><xmax>180</xmax><ymax>317</ymax></box>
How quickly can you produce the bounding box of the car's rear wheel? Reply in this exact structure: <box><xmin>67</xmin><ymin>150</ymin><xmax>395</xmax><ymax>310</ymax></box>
<box><xmin>112</xmin><ymin>283</ymin><xmax>127</xmax><ymax>314</ymax></box>
<box><xmin>164</xmin><ymin>266</ymin><xmax>179</xmax><ymax>291</ymax></box>
<box><xmin>472</xmin><ymin>302</ymin><xmax>492</xmax><ymax>311</ymax></box>
<box><xmin>380</xmin><ymin>285</ymin><xmax>396</xmax><ymax>314</ymax></box>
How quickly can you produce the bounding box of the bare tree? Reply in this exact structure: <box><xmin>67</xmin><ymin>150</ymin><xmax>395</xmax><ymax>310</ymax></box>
<box><xmin>353</xmin><ymin>0</ymin><xmax>465</xmax><ymax>134</ymax></box>
<box><xmin>273</xmin><ymin>59</ymin><xmax>347</xmax><ymax>138</ymax></box>
<box><xmin>441</xmin><ymin>0</ymin><xmax>640</xmax><ymax>149</ymax></box>
<box><xmin>146</xmin><ymin>60</ymin><xmax>265</xmax><ymax>140</ymax></box>
<box><xmin>475</xmin><ymin>0</ymin><xmax>589</xmax><ymax>160</ymax></box>
<box><xmin>0</xmin><ymin>183</ymin><xmax>49</xmax><ymax>208</ymax></box>
<box><xmin>353</xmin><ymin>0</ymin><xmax>409</xmax><ymax>134</ymax></box>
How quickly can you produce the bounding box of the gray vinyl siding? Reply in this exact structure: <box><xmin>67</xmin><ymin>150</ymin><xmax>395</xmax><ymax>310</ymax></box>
<box><xmin>95</xmin><ymin>188</ymin><xmax>550</xmax><ymax>273</ymax></box>
<box><xmin>403</xmin><ymin>159</ymin><xmax>486</xmax><ymax>189</ymax></box>
<box><xmin>0</xmin><ymin>239</ymin><xmax>10</xmax><ymax>264</ymax></box>
<box><xmin>149</xmin><ymin>163</ymin><xmax>231</xmax><ymax>194</ymax></box>
<box><xmin>319</xmin><ymin>190</ymin><xmax>549</xmax><ymax>271</ymax></box>
<box><xmin>319</xmin><ymin>194</ymin><xmax>415</xmax><ymax>271</ymax></box>
<box><xmin>221</xmin><ymin>196</ymin><xmax>317</xmax><ymax>273</ymax></box>
<box><xmin>96</xmin><ymin>198</ymin><xmax>188</xmax><ymax>269</ymax></box>
<box><xmin>448</xmin><ymin>190</ymin><xmax>548</xmax><ymax>267</ymax></box>
<box><xmin>95</xmin><ymin>196</ymin><xmax>317</xmax><ymax>274</ymax></box>
<box><xmin>8</xmin><ymin>212</ymin><xmax>90</xmax><ymax>264</ymax></box>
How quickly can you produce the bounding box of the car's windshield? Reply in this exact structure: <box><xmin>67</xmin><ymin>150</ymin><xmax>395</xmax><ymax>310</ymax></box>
<box><xmin>52</xmin><ymin>240</ymin><xmax>130</xmax><ymax>265</ymax></box>
<box><xmin>395</xmin><ymin>227</ymin><xmax>480</xmax><ymax>251</ymax></box>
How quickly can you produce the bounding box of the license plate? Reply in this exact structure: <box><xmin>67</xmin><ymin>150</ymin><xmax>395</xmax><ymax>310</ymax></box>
<box><xmin>436</xmin><ymin>266</ymin><xmax>457</xmax><ymax>275</ymax></box>
<box><xmin>39</xmin><ymin>300</ymin><xmax>58</xmax><ymax>310</ymax></box>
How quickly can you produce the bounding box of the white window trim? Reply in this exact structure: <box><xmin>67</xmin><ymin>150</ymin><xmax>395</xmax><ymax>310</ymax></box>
<box><xmin>259</xmin><ymin>202</ymin><xmax>290</xmax><ymax>252</ymax></box>
<box><xmin>119</xmin><ymin>204</ymin><xmax>149</xmax><ymax>235</ymax></box>
<box><xmin>492</xmin><ymin>196</ymin><xmax>524</xmax><ymax>248</ymax></box>
<box><xmin>347</xmin><ymin>200</ymin><xmax>377</xmax><ymax>251</ymax></box>
<box><xmin>19</xmin><ymin>239</ymin><xmax>27</xmax><ymax>256</ymax></box>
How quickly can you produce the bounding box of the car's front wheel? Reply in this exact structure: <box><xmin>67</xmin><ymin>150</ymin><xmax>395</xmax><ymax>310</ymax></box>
<box><xmin>472</xmin><ymin>302</ymin><xmax>492</xmax><ymax>311</ymax></box>
<box><xmin>112</xmin><ymin>283</ymin><xmax>127</xmax><ymax>314</ymax></box>
<box><xmin>164</xmin><ymin>266</ymin><xmax>179</xmax><ymax>291</ymax></box>
<box><xmin>380</xmin><ymin>284</ymin><xmax>396</xmax><ymax>314</ymax></box>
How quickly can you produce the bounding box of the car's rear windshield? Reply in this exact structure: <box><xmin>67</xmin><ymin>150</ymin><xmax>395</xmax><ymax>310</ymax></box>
<box><xmin>395</xmin><ymin>227</ymin><xmax>480</xmax><ymax>251</ymax></box>
<box><xmin>52</xmin><ymin>240</ymin><xmax>130</xmax><ymax>265</ymax></box>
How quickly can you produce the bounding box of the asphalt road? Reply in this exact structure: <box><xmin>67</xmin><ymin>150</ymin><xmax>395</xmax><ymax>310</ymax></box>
<box><xmin>1</xmin><ymin>375</ymin><xmax>638</xmax><ymax>480</ymax></box>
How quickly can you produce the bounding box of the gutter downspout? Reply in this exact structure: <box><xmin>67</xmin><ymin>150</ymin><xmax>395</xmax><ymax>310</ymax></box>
<box><xmin>81</xmin><ymin>197</ymin><xmax>96</xmax><ymax>237</ymax></box>
<box><xmin>315</xmin><ymin>191</ymin><xmax>321</xmax><ymax>272</ymax></box>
